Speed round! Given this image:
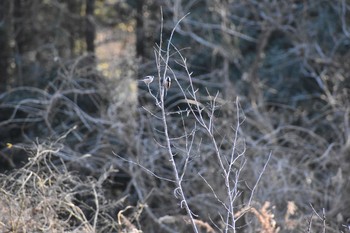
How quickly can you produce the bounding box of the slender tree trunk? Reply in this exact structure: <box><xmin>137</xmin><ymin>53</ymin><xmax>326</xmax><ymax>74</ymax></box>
<box><xmin>0</xmin><ymin>1</ymin><xmax>12</xmax><ymax>91</ymax></box>
<box><xmin>136</xmin><ymin>0</ymin><xmax>145</xmax><ymax>106</ymax></box>
<box><xmin>135</xmin><ymin>0</ymin><xmax>144</xmax><ymax>59</ymax></box>
<box><xmin>85</xmin><ymin>0</ymin><xmax>95</xmax><ymax>53</ymax></box>
<box><xmin>13</xmin><ymin>0</ymin><xmax>26</xmax><ymax>86</ymax></box>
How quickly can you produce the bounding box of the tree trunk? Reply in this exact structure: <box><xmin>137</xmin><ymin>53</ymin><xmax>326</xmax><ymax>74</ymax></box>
<box><xmin>135</xmin><ymin>0</ymin><xmax>144</xmax><ymax>59</ymax></box>
<box><xmin>85</xmin><ymin>0</ymin><xmax>95</xmax><ymax>53</ymax></box>
<box><xmin>0</xmin><ymin>0</ymin><xmax>12</xmax><ymax>91</ymax></box>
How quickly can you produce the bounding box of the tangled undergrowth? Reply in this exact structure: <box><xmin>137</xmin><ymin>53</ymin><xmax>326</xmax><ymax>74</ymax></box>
<box><xmin>0</xmin><ymin>49</ymin><xmax>349</xmax><ymax>232</ymax></box>
<box><xmin>1</xmin><ymin>1</ymin><xmax>350</xmax><ymax>232</ymax></box>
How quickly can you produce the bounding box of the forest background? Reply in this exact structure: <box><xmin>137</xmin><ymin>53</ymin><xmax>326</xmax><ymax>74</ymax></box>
<box><xmin>0</xmin><ymin>0</ymin><xmax>350</xmax><ymax>232</ymax></box>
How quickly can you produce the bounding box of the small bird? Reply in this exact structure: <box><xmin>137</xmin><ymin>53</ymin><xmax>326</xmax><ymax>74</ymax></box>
<box><xmin>140</xmin><ymin>75</ymin><xmax>154</xmax><ymax>86</ymax></box>
<box><xmin>163</xmin><ymin>76</ymin><xmax>171</xmax><ymax>97</ymax></box>
<box><xmin>163</xmin><ymin>76</ymin><xmax>171</xmax><ymax>90</ymax></box>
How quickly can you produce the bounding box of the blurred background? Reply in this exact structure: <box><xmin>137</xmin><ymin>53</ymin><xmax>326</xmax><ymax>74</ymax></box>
<box><xmin>0</xmin><ymin>0</ymin><xmax>350</xmax><ymax>232</ymax></box>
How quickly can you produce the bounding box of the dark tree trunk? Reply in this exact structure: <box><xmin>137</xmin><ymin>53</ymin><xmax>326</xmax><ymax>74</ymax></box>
<box><xmin>135</xmin><ymin>0</ymin><xmax>144</xmax><ymax>59</ymax></box>
<box><xmin>135</xmin><ymin>0</ymin><xmax>145</xmax><ymax>107</ymax></box>
<box><xmin>0</xmin><ymin>1</ymin><xmax>11</xmax><ymax>91</ymax></box>
<box><xmin>65</xmin><ymin>0</ymin><xmax>83</xmax><ymax>55</ymax></box>
<box><xmin>85</xmin><ymin>0</ymin><xmax>95</xmax><ymax>53</ymax></box>
<box><xmin>13</xmin><ymin>0</ymin><xmax>25</xmax><ymax>85</ymax></box>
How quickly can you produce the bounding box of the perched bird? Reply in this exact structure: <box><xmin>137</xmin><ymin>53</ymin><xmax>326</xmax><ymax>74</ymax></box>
<box><xmin>163</xmin><ymin>76</ymin><xmax>171</xmax><ymax>90</ymax></box>
<box><xmin>162</xmin><ymin>76</ymin><xmax>171</xmax><ymax>97</ymax></box>
<box><xmin>140</xmin><ymin>75</ymin><xmax>154</xmax><ymax>86</ymax></box>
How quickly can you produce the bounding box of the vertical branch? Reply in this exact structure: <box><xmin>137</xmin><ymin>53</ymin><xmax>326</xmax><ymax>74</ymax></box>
<box><xmin>171</xmin><ymin>46</ymin><xmax>238</xmax><ymax>231</ymax></box>
<box><xmin>248</xmin><ymin>151</ymin><xmax>272</xmax><ymax>206</ymax></box>
<box><xmin>155</xmin><ymin>11</ymin><xmax>199</xmax><ymax>233</ymax></box>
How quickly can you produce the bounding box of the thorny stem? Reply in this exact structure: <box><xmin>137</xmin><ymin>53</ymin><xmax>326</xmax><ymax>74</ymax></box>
<box><xmin>152</xmin><ymin>9</ymin><xmax>271</xmax><ymax>233</ymax></box>
<box><xmin>156</xmin><ymin>10</ymin><xmax>199</xmax><ymax>233</ymax></box>
<box><xmin>172</xmin><ymin>46</ymin><xmax>238</xmax><ymax>232</ymax></box>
